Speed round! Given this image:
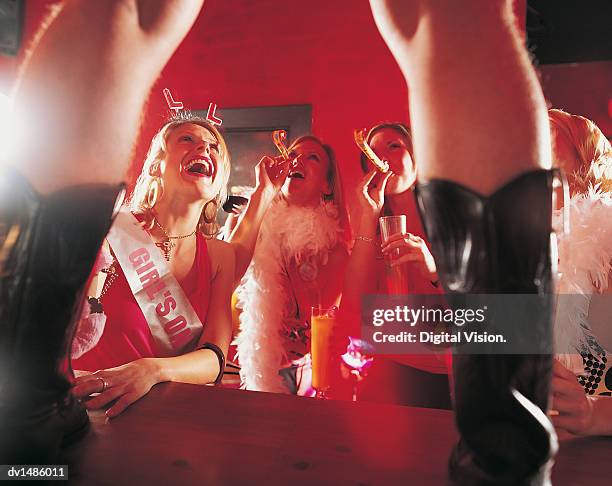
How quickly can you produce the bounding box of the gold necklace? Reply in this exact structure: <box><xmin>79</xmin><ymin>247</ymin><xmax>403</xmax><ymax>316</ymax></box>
<box><xmin>153</xmin><ymin>218</ymin><xmax>197</xmax><ymax>261</ymax></box>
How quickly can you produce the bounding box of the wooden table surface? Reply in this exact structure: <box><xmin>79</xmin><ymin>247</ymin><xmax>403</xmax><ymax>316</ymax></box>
<box><xmin>64</xmin><ymin>383</ymin><xmax>612</xmax><ymax>485</ymax></box>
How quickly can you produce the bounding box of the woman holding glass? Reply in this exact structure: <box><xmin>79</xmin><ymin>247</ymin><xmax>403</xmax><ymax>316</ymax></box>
<box><xmin>340</xmin><ymin>122</ymin><xmax>450</xmax><ymax>408</ymax></box>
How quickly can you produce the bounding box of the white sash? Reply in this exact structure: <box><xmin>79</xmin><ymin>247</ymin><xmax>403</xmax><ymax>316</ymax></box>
<box><xmin>106</xmin><ymin>209</ymin><xmax>204</xmax><ymax>356</ymax></box>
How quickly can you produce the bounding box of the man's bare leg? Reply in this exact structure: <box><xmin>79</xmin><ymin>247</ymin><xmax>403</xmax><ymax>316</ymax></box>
<box><xmin>13</xmin><ymin>0</ymin><xmax>204</xmax><ymax>194</ymax></box>
<box><xmin>369</xmin><ymin>1</ymin><xmax>556</xmax><ymax>484</ymax></box>
<box><xmin>1</xmin><ymin>0</ymin><xmax>205</xmax><ymax>463</ymax></box>
<box><xmin>369</xmin><ymin>0</ymin><xmax>550</xmax><ymax>193</ymax></box>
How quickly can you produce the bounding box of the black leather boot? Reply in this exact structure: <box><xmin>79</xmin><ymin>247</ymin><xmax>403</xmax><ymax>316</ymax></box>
<box><xmin>0</xmin><ymin>169</ymin><xmax>123</xmax><ymax>463</ymax></box>
<box><xmin>415</xmin><ymin>170</ymin><xmax>557</xmax><ymax>485</ymax></box>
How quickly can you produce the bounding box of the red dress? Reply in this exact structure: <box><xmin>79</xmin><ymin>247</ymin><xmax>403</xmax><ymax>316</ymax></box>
<box><xmin>73</xmin><ymin>233</ymin><xmax>211</xmax><ymax>371</ymax></box>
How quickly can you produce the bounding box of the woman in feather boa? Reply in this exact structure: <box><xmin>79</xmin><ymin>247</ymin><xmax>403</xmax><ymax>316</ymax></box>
<box><xmin>550</xmin><ymin>109</ymin><xmax>612</xmax><ymax>436</ymax></box>
<box><xmin>234</xmin><ymin>136</ymin><xmax>350</xmax><ymax>394</ymax></box>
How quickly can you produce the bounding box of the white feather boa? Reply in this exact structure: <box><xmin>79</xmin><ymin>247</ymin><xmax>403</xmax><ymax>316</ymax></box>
<box><xmin>555</xmin><ymin>189</ymin><xmax>612</xmax><ymax>360</ymax></box>
<box><xmin>234</xmin><ymin>198</ymin><xmax>343</xmax><ymax>392</ymax></box>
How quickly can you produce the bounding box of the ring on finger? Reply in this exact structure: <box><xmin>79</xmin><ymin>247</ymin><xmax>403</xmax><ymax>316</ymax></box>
<box><xmin>96</xmin><ymin>376</ymin><xmax>109</xmax><ymax>393</ymax></box>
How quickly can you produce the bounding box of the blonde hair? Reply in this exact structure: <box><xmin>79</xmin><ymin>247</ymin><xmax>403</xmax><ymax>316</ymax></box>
<box><xmin>549</xmin><ymin>109</ymin><xmax>612</xmax><ymax>195</ymax></box>
<box><xmin>130</xmin><ymin>115</ymin><xmax>230</xmax><ymax>237</ymax></box>
<box><xmin>288</xmin><ymin>135</ymin><xmax>351</xmax><ymax>242</ymax></box>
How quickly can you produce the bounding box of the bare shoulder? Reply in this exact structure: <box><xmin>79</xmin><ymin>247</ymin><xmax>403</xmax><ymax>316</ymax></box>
<box><xmin>206</xmin><ymin>238</ymin><xmax>236</xmax><ymax>276</ymax></box>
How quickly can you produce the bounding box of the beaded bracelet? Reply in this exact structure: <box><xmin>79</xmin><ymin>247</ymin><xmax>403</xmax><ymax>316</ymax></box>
<box><xmin>354</xmin><ymin>234</ymin><xmax>375</xmax><ymax>244</ymax></box>
<box><xmin>198</xmin><ymin>342</ymin><xmax>226</xmax><ymax>385</ymax></box>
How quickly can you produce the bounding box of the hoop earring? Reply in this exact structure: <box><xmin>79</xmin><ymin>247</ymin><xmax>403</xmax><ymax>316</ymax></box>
<box><xmin>145</xmin><ymin>177</ymin><xmax>163</xmax><ymax>210</ymax></box>
<box><xmin>203</xmin><ymin>199</ymin><xmax>218</xmax><ymax>224</ymax></box>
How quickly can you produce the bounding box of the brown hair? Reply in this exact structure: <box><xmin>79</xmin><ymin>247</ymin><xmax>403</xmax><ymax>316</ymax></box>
<box><xmin>359</xmin><ymin>122</ymin><xmax>414</xmax><ymax>173</ymax></box>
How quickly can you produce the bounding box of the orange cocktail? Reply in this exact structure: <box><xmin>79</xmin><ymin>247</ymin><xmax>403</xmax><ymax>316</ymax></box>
<box><xmin>311</xmin><ymin>306</ymin><xmax>337</xmax><ymax>398</ymax></box>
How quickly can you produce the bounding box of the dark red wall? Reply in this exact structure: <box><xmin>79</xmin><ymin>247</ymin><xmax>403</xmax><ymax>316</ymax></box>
<box><xmin>137</xmin><ymin>0</ymin><xmax>409</xmax><ymax>199</ymax></box>
<box><xmin>2</xmin><ymin>0</ymin><xmax>608</xmax><ymax>214</ymax></box>
<box><xmin>0</xmin><ymin>0</ymin><xmax>50</xmax><ymax>92</ymax></box>
<box><xmin>540</xmin><ymin>62</ymin><xmax>612</xmax><ymax>136</ymax></box>
<box><xmin>1</xmin><ymin>0</ymin><xmax>411</xmax><ymax>216</ymax></box>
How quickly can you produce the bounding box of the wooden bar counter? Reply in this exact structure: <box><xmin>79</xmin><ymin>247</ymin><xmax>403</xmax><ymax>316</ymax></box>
<box><xmin>64</xmin><ymin>383</ymin><xmax>612</xmax><ymax>485</ymax></box>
